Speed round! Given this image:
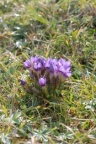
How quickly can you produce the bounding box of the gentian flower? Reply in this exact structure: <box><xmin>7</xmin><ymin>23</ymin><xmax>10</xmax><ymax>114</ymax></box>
<box><xmin>58</xmin><ymin>59</ymin><xmax>71</xmax><ymax>78</ymax></box>
<box><xmin>34</xmin><ymin>61</ymin><xmax>43</xmax><ymax>71</ymax></box>
<box><xmin>30</xmin><ymin>56</ymin><xmax>39</xmax><ymax>64</ymax></box>
<box><xmin>38</xmin><ymin>57</ymin><xmax>46</xmax><ymax>65</ymax></box>
<box><xmin>22</xmin><ymin>56</ymin><xmax>71</xmax><ymax>89</ymax></box>
<box><xmin>24</xmin><ymin>60</ymin><xmax>31</xmax><ymax>68</ymax></box>
<box><xmin>44</xmin><ymin>58</ymin><xmax>52</xmax><ymax>69</ymax></box>
<box><xmin>44</xmin><ymin>58</ymin><xmax>56</xmax><ymax>72</ymax></box>
<box><xmin>39</xmin><ymin>77</ymin><xmax>46</xmax><ymax>87</ymax></box>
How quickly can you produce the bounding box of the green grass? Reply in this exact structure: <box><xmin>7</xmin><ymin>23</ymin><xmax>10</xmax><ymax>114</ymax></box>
<box><xmin>0</xmin><ymin>0</ymin><xmax>96</xmax><ymax>143</ymax></box>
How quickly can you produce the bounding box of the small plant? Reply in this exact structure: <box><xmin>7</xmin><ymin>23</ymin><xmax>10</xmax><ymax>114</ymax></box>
<box><xmin>21</xmin><ymin>56</ymin><xmax>71</xmax><ymax>98</ymax></box>
<box><xmin>20</xmin><ymin>56</ymin><xmax>72</xmax><ymax>117</ymax></box>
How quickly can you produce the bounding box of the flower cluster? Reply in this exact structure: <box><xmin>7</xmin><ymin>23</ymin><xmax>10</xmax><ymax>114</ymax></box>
<box><xmin>22</xmin><ymin>56</ymin><xmax>71</xmax><ymax>88</ymax></box>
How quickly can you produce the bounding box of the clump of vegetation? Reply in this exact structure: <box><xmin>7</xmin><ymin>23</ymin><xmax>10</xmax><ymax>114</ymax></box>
<box><xmin>22</xmin><ymin>56</ymin><xmax>71</xmax><ymax>96</ymax></box>
<box><xmin>0</xmin><ymin>0</ymin><xmax>96</xmax><ymax>143</ymax></box>
<box><xmin>21</xmin><ymin>56</ymin><xmax>71</xmax><ymax>123</ymax></box>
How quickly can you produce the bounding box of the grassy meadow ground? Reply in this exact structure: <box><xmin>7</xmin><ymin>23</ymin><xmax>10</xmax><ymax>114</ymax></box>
<box><xmin>0</xmin><ymin>0</ymin><xmax>96</xmax><ymax>143</ymax></box>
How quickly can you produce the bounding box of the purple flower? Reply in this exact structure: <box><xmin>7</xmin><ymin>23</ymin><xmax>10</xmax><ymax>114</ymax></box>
<box><xmin>44</xmin><ymin>58</ymin><xmax>52</xmax><ymax>68</ymax></box>
<box><xmin>44</xmin><ymin>58</ymin><xmax>58</xmax><ymax>73</ymax></box>
<box><xmin>30</xmin><ymin>56</ymin><xmax>39</xmax><ymax>64</ymax></box>
<box><xmin>20</xmin><ymin>80</ymin><xmax>26</xmax><ymax>85</ymax></box>
<box><xmin>23</xmin><ymin>56</ymin><xmax>72</xmax><ymax>89</ymax></box>
<box><xmin>58</xmin><ymin>59</ymin><xmax>71</xmax><ymax>68</ymax></box>
<box><xmin>30</xmin><ymin>56</ymin><xmax>46</xmax><ymax>71</ymax></box>
<box><xmin>58</xmin><ymin>60</ymin><xmax>71</xmax><ymax>78</ymax></box>
<box><xmin>39</xmin><ymin>77</ymin><xmax>46</xmax><ymax>87</ymax></box>
<box><xmin>34</xmin><ymin>61</ymin><xmax>43</xmax><ymax>71</ymax></box>
<box><xmin>24</xmin><ymin>60</ymin><xmax>31</xmax><ymax>68</ymax></box>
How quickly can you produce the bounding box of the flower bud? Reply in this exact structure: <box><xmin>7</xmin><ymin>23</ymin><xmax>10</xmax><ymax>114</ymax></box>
<box><xmin>39</xmin><ymin>77</ymin><xmax>46</xmax><ymax>87</ymax></box>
